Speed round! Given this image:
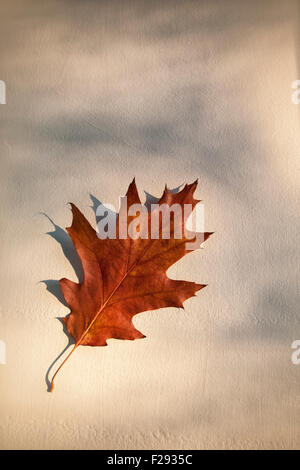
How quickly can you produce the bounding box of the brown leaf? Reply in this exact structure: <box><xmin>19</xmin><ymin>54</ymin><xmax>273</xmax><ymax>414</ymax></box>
<box><xmin>49</xmin><ymin>179</ymin><xmax>212</xmax><ymax>391</ymax></box>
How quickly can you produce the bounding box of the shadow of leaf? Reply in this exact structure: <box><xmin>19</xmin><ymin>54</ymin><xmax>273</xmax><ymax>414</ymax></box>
<box><xmin>41</xmin><ymin>212</ymin><xmax>84</xmax><ymax>283</ymax></box>
<box><xmin>41</xmin><ymin>212</ymin><xmax>81</xmax><ymax>390</ymax></box>
<box><xmin>45</xmin><ymin>318</ymin><xmax>74</xmax><ymax>392</ymax></box>
<box><xmin>40</xmin><ymin>279</ymin><xmax>67</xmax><ymax>307</ymax></box>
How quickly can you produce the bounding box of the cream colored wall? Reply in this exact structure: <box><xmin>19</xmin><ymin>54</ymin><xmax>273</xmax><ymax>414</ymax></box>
<box><xmin>0</xmin><ymin>0</ymin><xmax>300</xmax><ymax>449</ymax></box>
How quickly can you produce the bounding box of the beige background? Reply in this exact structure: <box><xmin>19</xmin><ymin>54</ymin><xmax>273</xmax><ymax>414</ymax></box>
<box><xmin>1</xmin><ymin>0</ymin><xmax>300</xmax><ymax>449</ymax></box>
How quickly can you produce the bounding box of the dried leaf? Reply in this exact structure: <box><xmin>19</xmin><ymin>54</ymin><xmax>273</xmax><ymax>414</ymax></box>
<box><xmin>49</xmin><ymin>180</ymin><xmax>212</xmax><ymax>390</ymax></box>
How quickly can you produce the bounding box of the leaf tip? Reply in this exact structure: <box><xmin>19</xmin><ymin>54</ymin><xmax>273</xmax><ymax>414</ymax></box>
<box><xmin>189</xmin><ymin>178</ymin><xmax>199</xmax><ymax>190</ymax></box>
<box><xmin>195</xmin><ymin>283</ymin><xmax>207</xmax><ymax>292</ymax></box>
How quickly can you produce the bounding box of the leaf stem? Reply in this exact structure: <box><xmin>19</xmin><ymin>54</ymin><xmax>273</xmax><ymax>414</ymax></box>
<box><xmin>50</xmin><ymin>343</ymin><xmax>79</xmax><ymax>392</ymax></box>
<box><xmin>49</xmin><ymin>265</ymin><xmax>137</xmax><ymax>391</ymax></box>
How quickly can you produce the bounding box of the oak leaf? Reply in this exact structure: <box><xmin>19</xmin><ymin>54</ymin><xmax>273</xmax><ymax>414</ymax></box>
<box><xmin>50</xmin><ymin>180</ymin><xmax>212</xmax><ymax>391</ymax></box>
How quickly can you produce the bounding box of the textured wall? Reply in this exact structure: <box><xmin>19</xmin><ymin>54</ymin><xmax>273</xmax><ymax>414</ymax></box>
<box><xmin>0</xmin><ymin>0</ymin><xmax>300</xmax><ymax>449</ymax></box>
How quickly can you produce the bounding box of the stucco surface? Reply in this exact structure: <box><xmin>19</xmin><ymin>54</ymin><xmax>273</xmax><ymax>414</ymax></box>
<box><xmin>0</xmin><ymin>0</ymin><xmax>300</xmax><ymax>449</ymax></box>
